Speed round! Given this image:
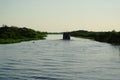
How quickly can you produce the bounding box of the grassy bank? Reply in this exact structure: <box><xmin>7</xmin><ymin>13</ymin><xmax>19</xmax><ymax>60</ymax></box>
<box><xmin>70</xmin><ymin>30</ymin><xmax>120</xmax><ymax>45</ymax></box>
<box><xmin>0</xmin><ymin>38</ymin><xmax>45</xmax><ymax>44</ymax></box>
<box><xmin>0</xmin><ymin>25</ymin><xmax>47</xmax><ymax>44</ymax></box>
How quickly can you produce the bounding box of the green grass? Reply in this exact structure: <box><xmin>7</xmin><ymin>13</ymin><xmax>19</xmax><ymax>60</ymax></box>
<box><xmin>0</xmin><ymin>38</ymin><xmax>46</xmax><ymax>44</ymax></box>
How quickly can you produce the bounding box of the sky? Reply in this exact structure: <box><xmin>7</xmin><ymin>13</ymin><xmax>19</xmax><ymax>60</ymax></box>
<box><xmin>0</xmin><ymin>0</ymin><xmax>120</xmax><ymax>32</ymax></box>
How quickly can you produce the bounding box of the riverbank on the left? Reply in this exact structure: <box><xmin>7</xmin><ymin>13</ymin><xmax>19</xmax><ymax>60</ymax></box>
<box><xmin>0</xmin><ymin>25</ymin><xmax>47</xmax><ymax>44</ymax></box>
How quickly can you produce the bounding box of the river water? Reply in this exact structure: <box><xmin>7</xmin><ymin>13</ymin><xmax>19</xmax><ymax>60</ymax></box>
<box><xmin>0</xmin><ymin>35</ymin><xmax>120</xmax><ymax>80</ymax></box>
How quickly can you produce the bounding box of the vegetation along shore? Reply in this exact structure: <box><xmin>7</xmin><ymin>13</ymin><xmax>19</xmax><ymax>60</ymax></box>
<box><xmin>70</xmin><ymin>30</ymin><xmax>120</xmax><ymax>45</ymax></box>
<box><xmin>0</xmin><ymin>25</ymin><xmax>120</xmax><ymax>45</ymax></box>
<box><xmin>0</xmin><ymin>25</ymin><xmax>47</xmax><ymax>44</ymax></box>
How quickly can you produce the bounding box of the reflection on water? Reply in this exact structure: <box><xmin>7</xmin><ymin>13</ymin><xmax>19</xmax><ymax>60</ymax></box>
<box><xmin>0</xmin><ymin>34</ymin><xmax>120</xmax><ymax>80</ymax></box>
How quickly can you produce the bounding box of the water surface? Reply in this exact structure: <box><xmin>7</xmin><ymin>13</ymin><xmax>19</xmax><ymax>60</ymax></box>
<box><xmin>0</xmin><ymin>35</ymin><xmax>120</xmax><ymax>80</ymax></box>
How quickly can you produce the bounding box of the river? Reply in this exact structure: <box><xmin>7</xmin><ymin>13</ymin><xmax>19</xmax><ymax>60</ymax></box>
<box><xmin>0</xmin><ymin>35</ymin><xmax>120</xmax><ymax>80</ymax></box>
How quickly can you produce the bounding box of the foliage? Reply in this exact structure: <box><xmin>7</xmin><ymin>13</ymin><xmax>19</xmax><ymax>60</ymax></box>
<box><xmin>70</xmin><ymin>30</ymin><xmax>120</xmax><ymax>44</ymax></box>
<box><xmin>0</xmin><ymin>25</ymin><xmax>47</xmax><ymax>44</ymax></box>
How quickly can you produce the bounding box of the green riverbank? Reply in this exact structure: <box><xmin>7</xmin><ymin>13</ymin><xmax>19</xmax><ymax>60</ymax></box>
<box><xmin>0</xmin><ymin>25</ymin><xmax>47</xmax><ymax>44</ymax></box>
<box><xmin>70</xmin><ymin>30</ymin><xmax>120</xmax><ymax>45</ymax></box>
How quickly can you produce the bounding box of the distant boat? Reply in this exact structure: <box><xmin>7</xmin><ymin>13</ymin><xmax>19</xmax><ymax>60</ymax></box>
<box><xmin>63</xmin><ymin>32</ymin><xmax>70</xmax><ymax>40</ymax></box>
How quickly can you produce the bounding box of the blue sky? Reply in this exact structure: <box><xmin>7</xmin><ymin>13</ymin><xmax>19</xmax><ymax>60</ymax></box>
<box><xmin>0</xmin><ymin>0</ymin><xmax>120</xmax><ymax>32</ymax></box>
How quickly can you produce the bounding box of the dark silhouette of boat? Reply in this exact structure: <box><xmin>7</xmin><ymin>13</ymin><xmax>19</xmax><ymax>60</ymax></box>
<box><xmin>63</xmin><ymin>32</ymin><xmax>70</xmax><ymax>40</ymax></box>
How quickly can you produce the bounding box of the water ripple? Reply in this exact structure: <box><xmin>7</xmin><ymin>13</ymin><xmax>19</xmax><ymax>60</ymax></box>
<box><xmin>0</xmin><ymin>35</ymin><xmax>120</xmax><ymax>80</ymax></box>
<box><xmin>31</xmin><ymin>76</ymin><xmax>63</xmax><ymax>80</ymax></box>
